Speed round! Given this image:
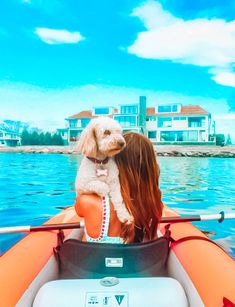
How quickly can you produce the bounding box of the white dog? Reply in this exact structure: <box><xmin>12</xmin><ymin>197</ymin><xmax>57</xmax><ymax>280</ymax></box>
<box><xmin>75</xmin><ymin>116</ymin><xmax>133</xmax><ymax>224</ymax></box>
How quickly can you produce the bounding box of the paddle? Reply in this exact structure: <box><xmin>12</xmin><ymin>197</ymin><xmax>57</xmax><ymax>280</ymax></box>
<box><xmin>0</xmin><ymin>221</ymin><xmax>85</xmax><ymax>234</ymax></box>
<box><xmin>160</xmin><ymin>211</ymin><xmax>235</xmax><ymax>223</ymax></box>
<box><xmin>0</xmin><ymin>211</ymin><xmax>235</xmax><ymax>234</ymax></box>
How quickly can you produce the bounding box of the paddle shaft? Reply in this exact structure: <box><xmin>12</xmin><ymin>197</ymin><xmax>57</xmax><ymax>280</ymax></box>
<box><xmin>161</xmin><ymin>213</ymin><xmax>234</xmax><ymax>223</ymax></box>
<box><xmin>0</xmin><ymin>222</ymin><xmax>84</xmax><ymax>234</ymax></box>
<box><xmin>0</xmin><ymin>212</ymin><xmax>234</xmax><ymax>234</ymax></box>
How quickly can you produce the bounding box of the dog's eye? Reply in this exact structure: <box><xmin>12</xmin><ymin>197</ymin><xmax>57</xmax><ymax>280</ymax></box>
<box><xmin>104</xmin><ymin>129</ymin><xmax>111</xmax><ymax>136</ymax></box>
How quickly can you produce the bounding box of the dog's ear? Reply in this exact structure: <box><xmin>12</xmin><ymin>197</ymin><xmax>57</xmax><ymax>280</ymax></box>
<box><xmin>77</xmin><ymin>123</ymin><xmax>97</xmax><ymax>157</ymax></box>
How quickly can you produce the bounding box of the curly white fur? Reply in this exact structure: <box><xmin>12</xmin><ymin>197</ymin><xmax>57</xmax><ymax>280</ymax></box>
<box><xmin>75</xmin><ymin>116</ymin><xmax>133</xmax><ymax>224</ymax></box>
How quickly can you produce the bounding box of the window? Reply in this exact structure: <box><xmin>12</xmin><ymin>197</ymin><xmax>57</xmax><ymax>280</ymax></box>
<box><xmin>160</xmin><ymin>130</ymin><xmax>198</xmax><ymax>142</ymax></box>
<box><xmin>174</xmin><ymin>117</ymin><xmax>186</xmax><ymax>120</ymax></box>
<box><xmin>158</xmin><ymin>104</ymin><xmax>179</xmax><ymax>113</ymax></box>
<box><xmin>158</xmin><ymin>117</ymin><xmax>172</xmax><ymax>128</ymax></box>
<box><xmin>70</xmin><ymin>118</ymin><xmax>90</xmax><ymax>128</ymax></box>
<box><xmin>120</xmin><ymin>105</ymin><xmax>138</xmax><ymax>114</ymax></box>
<box><xmin>70</xmin><ymin>119</ymin><xmax>78</xmax><ymax>128</ymax></box>
<box><xmin>188</xmin><ymin>117</ymin><xmax>205</xmax><ymax>128</ymax></box>
<box><xmin>185</xmin><ymin>131</ymin><xmax>198</xmax><ymax>141</ymax></box>
<box><xmin>161</xmin><ymin>131</ymin><xmax>179</xmax><ymax>141</ymax></box>
<box><xmin>76</xmin><ymin>120</ymin><xmax>81</xmax><ymax>128</ymax></box>
<box><xmin>114</xmin><ymin>115</ymin><xmax>137</xmax><ymax>127</ymax></box>
<box><xmin>158</xmin><ymin>105</ymin><xmax>171</xmax><ymax>113</ymax></box>
<box><xmin>148</xmin><ymin>131</ymin><xmax>157</xmax><ymax>139</ymax></box>
<box><xmin>94</xmin><ymin>107</ymin><xmax>110</xmax><ymax>115</ymax></box>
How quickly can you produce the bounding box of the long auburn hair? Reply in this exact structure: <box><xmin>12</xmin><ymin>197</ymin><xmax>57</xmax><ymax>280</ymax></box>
<box><xmin>115</xmin><ymin>132</ymin><xmax>163</xmax><ymax>243</ymax></box>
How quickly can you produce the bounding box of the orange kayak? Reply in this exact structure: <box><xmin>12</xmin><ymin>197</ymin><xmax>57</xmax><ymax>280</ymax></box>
<box><xmin>0</xmin><ymin>206</ymin><xmax>234</xmax><ymax>307</ymax></box>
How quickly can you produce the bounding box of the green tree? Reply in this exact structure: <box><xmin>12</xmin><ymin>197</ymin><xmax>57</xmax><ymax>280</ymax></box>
<box><xmin>51</xmin><ymin>133</ymin><xmax>64</xmax><ymax>145</ymax></box>
<box><xmin>31</xmin><ymin>131</ymin><xmax>39</xmax><ymax>145</ymax></box>
<box><xmin>39</xmin><ymin>132</ymin><xmax>45</xmax><ymax>145</ymax></box>
<box><xmin>21</xmin><ymin>129</ymin><xmax>65</xmax><ymax>145</ymax></box>
<box><xmin>44</xmin><ymin>132</ymin><xmax>52</xmax><ymax>145</ymax></box>
<box><xmin>21</xmin><ymin>129</ymin><xmax>30</xmax><ymax>145</ymax></box>
<box><xmin>226</xmin><ymin>133</ymin><xmax>232</xmax><ymax>145</ymax></box>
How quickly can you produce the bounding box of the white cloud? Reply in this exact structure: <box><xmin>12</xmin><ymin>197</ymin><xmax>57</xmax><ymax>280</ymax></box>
<box><xmin>211</xmin><ymin>71</ymin><xmax>235</xmax><ymax>87</ymax></box>
<box><xmin>128</xmin><ymin>1</ymin><xmax>235</xmax><ymax>87</ymax></box>
<box><xmin>35</xmin><ymin>27</ymin><xmax>84</xmax><ymax>45</ymax></box>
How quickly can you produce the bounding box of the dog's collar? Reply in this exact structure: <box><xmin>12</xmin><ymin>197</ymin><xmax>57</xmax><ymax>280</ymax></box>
<box><xmin>86</xmin><ymin>156</ymin><xmax>109</xmax><ymax>165</ymax></box>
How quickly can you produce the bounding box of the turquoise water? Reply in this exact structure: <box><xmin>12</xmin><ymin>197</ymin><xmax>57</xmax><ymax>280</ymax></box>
<box><xmin>0</xmin><ymin>153</ymin><xmax>234</xmax><ymax>257</ymax></box>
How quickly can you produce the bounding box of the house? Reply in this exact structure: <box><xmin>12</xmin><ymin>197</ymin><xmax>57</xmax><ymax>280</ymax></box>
<box><xmin>63</xmin><ymin>110</ymin><xmax>94</xmax><ymax>144</ymax></box>
<box><xmin>62</xmin><ymin>97</ymin><xmax>146</xmax><ymax>144</ymax></box>
<box><xmin>58</xmin><ymin>97</ymin><xmax>215</xmax><ymax>145</ymax></box>
<box><xmin>0</xmin><ymin>124</ymin><xmax>21</xmax><ymax>146</ymax></box>
<box><xmin>146</xmin><ymin>104</ymin><xmax>215</xmax><ymax>144</ymax></box>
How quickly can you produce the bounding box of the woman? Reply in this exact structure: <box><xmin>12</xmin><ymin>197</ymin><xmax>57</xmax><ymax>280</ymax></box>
<box><xmin>75</xmin><ymin>132</ymin><xmax>163</xmax><ymax>243</ymax></box>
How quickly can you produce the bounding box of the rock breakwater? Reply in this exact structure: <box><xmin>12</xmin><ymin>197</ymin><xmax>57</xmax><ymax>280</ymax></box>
<box><xmin>1</xmin><ymin>145</ymin><xmax>235</xmax><ymax>157</ymax></box>
<box><xmin>154</xmin><ymin>145</ymin><xmax>235</xmax><ymax>158</ymax></box>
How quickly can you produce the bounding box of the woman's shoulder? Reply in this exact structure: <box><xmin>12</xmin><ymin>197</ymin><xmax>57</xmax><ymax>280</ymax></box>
<box><xmin>77</xmin><ymin>193</ymin><xmax>101</xmax><ymax>203</ymax></box>
<box><xmin>75</xmin><ymin>194</ymin><xmax>102</xmax><ymax>217</ymax></box>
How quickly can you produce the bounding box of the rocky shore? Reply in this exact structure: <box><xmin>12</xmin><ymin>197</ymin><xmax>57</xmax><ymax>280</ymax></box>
<box><xmin>154</xmin><ymin>145</ymin><xmax>235</xmax><ymax>158</ymax></box>
<box><xmin>0</xmin><ymin>145</ymin><xmax>235</xmax><ymax>157</ymax></box>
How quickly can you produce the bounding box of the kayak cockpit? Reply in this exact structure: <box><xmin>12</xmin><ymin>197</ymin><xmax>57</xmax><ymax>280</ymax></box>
<box><xmin>32</xmin><ymin>227</ymin><xmax>189</xmax><ymax>307</ymax></box>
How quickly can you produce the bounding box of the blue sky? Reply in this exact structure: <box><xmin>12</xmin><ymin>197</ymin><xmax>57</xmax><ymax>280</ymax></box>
<box><xmin>0</xmin><ymin>0</ymin><xmax>235</xmax><ymax>140</ymax></box>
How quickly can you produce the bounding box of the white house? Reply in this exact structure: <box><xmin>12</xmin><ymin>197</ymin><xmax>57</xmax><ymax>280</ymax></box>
<box><xmin>0</xmin><ymin>126</ymin><xmax>21</xmax><ymax>146</ymax></box>
<box><xmin>146</xmin><ymin>104</ymin><xmax>215</xmax><ymax>143</ymax></box>
<box><xmin>58</xmin><ymin>98</ymin><xmax>216</xmax><ymax>145</ymax></box>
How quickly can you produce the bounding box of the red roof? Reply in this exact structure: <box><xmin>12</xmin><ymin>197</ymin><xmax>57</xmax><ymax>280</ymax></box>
<box><xmin>68</xmin><ymin>110</ymin><xmax>115</xmax><ymax>119</ymax></box>
<box><xmin>146</xmin><ymin>107</ymin><xmax>155</xmax><ymax>116</ymax></box>
<box><xmin>147</xmin><ymin>105</ymin><xmax>209</xmax><ymax>116</ymax></box>
<box><xmin>181</xmin><ymin>105</ymin><xmax>208</xmax><ymax>115</ymax></box>
<box><xmin>68</xmin><ymin>111</ymin><xmax>94</xmax><ymax>119</ymax></box>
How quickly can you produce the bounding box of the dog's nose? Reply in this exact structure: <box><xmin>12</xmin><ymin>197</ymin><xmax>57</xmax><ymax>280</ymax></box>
<box><xmin>118</xmin><ymin>140</ymin><xmax>125</xmax><ymax>147</ymax></box>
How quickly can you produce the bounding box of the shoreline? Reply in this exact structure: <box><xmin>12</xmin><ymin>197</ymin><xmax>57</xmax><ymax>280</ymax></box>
<box><xmin>0</xmin><ymin>145</ymin><xmax>235</xmax><ymax>157</ymax></box>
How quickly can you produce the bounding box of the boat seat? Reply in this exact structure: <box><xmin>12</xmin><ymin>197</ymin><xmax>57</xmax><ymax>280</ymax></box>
<box><xmin>33</xmin><ymin>277</ymin><xmax>188</xmax><ymax>307</ymax></box>
<box><xmin>55</xmin><ymin>234</ymin><xmax>171</xmax><ymax>279</ymax></box>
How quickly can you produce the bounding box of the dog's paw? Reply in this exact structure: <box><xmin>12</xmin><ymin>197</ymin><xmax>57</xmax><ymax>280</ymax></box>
<box><xmin>116</xmin><ymin>209</ymin><xmax>134</xmax><ymax>225</ymax></box>
<box><xmin>125</xmin><ymin>215</ymin><xmax>134</xmax><ymax>225</ymax></box>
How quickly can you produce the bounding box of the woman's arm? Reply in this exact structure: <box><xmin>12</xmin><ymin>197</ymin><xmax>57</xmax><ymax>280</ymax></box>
<box><xmin>74</xmin><ymin>194</ymin><xmax>104</xmax><ymax>238</ymax></box>
<box><xmin>74</xmin><ymin>194</ymin><xmax>87</xmax><ymax>217</ymax></box>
